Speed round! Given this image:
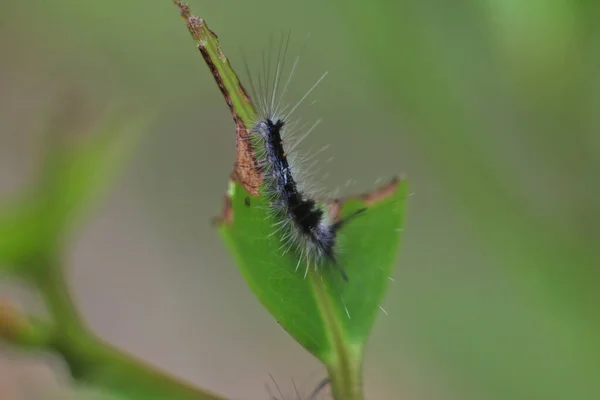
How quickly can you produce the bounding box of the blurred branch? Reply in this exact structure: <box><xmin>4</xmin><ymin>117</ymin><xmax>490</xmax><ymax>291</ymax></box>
<box><xmin>14</xmin><ymin>253</ymin><xmax>228</xmax><ymax>400</ymax></box>
<box><xmin>0</xmin><ymin>97</ymin><xmax>228</xmax><ymax>399</ymax></box>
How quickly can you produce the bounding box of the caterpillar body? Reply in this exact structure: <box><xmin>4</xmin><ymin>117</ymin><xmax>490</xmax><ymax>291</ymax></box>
<box><xmin>252</xmin><ymin>117</ymin><xmax>365</xmax><ymax>282</ymax></box>
<box><xmin>173</xmin><ymin>4</ymin><xmax>367</xmax><ymax>282</ymax></box>
<box><xmin>237</xmin><ymin>32</ymin><xmax>368</xmax><ymax>282</ymax></box>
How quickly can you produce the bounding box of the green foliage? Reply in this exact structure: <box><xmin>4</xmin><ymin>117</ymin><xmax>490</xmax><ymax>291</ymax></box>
<box><xmin>3</xmin><ymin>1</ymin><xmax>410</xmax><ymax>399</ymax></box>
<box><xmin>0</xmin><ymin>105</ymin><xmax>227</xmax><ymax>400</ymax></box>
<box><xmin>165</xmin><ymin>4</ymin><xmax>411</xmax><ymax>398</ymax></box>
<box><xmin>0</xmin><ymin>110</ymin><xmax>145</xmax><ymax>276</ymax></box>
<box><xmin>220</xmin><ymin>180</ymin><xmax>407</xmax><ymax>398</ymax></box>
<box><xmin>329</xmin><ymin>0</ymin><xmax>600</xmax><ymax>398</ymax></box>
<box><xmin>171</xmin><ymin>5</ymin><xmax>408</xmax><ymax>368</ymax></box>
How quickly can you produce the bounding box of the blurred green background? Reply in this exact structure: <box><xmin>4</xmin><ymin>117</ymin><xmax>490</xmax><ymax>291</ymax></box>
<box><xmin>1</xmin><ymin>0</ymin><xmax>599</xmax><ymax>399</ymax></box>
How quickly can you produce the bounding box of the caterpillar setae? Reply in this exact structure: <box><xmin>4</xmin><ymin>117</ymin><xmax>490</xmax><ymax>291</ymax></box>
<box><xmin>245</xmin><ymin>34</ymin><xmax>366</xmax><ymax>282</ymax></box>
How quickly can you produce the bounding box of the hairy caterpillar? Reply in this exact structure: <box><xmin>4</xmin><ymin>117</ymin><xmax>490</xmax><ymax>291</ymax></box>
<box><xmin>245</xmin><ymin>34</ymin><xmax>366</xmax><ymax>282</ymax></box>
<box><xmin>174</xmin><ymin>0</ymin><xmax>366</xmax><ymax>281</ymax></box>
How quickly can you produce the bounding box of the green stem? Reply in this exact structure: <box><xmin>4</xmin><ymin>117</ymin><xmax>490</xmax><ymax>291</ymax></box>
<box><xmin>327</xmin><ymin>360</ymin><xmax>363</xmax><ymax>400</ymax></box>
<box><xmin>310</xmin><ymin>271</ymin><xmax>364</xmax><ymax>400</ymax></box>
<box><xmin>55</xmin><ymin>333</ymin><xmax>226</xmax><ymax>400</ymax></box>
<box><xmin>32</xmin><ymin>254</ymin><xmax>86</xmax><ymax>338</ymax></box>
<box><xmin>29</xmin><ymin>254</ymin><xmax>227</xmax><ymax>400</ymax></box>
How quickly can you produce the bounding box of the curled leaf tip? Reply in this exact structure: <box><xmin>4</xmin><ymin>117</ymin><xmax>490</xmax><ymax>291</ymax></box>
<box><xmin>327</xmin><ymin>200</ymin><xmax>343</xmax><ymax>223</ymax></box>
<box><xmin>322</xmin><ymin>177</ymin><xmax>404</xmax><ymax>222</ymax></box>
<box><xmin>232</xmin><ymin>117</ymin><xmax>261</xmax><ymax>196</ymax></box>
<box><xmin>359</xmin><ymin>177</ymin><xmax>403</xmax><ymax>205</ymax></box>
<box><xmin>213</xmin><ymin>193</ymin><xmax>234</xmax><ymax>227</ymax></box>
<box><xmin>232</xmin><ymin>142</ymin><xmax>261</xmax><ymax>196</ymax></box>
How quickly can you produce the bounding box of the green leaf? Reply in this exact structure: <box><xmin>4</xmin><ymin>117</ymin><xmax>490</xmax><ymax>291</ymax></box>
<box><xmin>0</xmin><ymin>109</ymin><xmax>145</xmax><ymax>274</ymax></box>
<box><xmin>219</xmin><ymin>178</ymin><xmax>408</xmax><ymax>398</ymax></box>
<box><xmin>172</xmin><ymin>2</ymin><xmax>408</xmax><ymax>397</ymax></box>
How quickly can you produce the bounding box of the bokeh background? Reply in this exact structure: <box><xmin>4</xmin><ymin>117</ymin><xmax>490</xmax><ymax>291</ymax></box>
<box><xmin>1</xmin><ymin>0</ymin><xmax>600</xmax><ymax>399</ymax></box>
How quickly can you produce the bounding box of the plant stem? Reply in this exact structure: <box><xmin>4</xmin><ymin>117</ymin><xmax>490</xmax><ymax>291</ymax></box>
<box><xmin>28</xmin><ymin>254</ymin><xmax>227</xmax><ymax>400</ymax></box>
<box><xmin>327</xmin><ymin>358</ymin><xmax>364</xmax><ymax>400</ymax></box>
<box><xmin>310</xmin><ymin>272</ymin><xmax>364</xmax><ymax>400</ymax></box>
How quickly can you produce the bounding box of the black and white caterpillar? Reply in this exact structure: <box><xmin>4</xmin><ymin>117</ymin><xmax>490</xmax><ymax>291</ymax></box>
<box><xmin>246</xmin><ymin>38</ymin><xmax>366</xmax><ymax>282</ymax></box>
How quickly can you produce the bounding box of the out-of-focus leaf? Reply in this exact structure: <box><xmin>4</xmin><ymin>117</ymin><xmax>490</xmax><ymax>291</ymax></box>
<box><xmin>328</xmin><ymin>1</ymin><xmax>600</xmax><ymax>399</ymax></box>
<box><xmin>0</xmin><ymin>110</ymin><xmax>145</xmax><ymax>275</ymax></box>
